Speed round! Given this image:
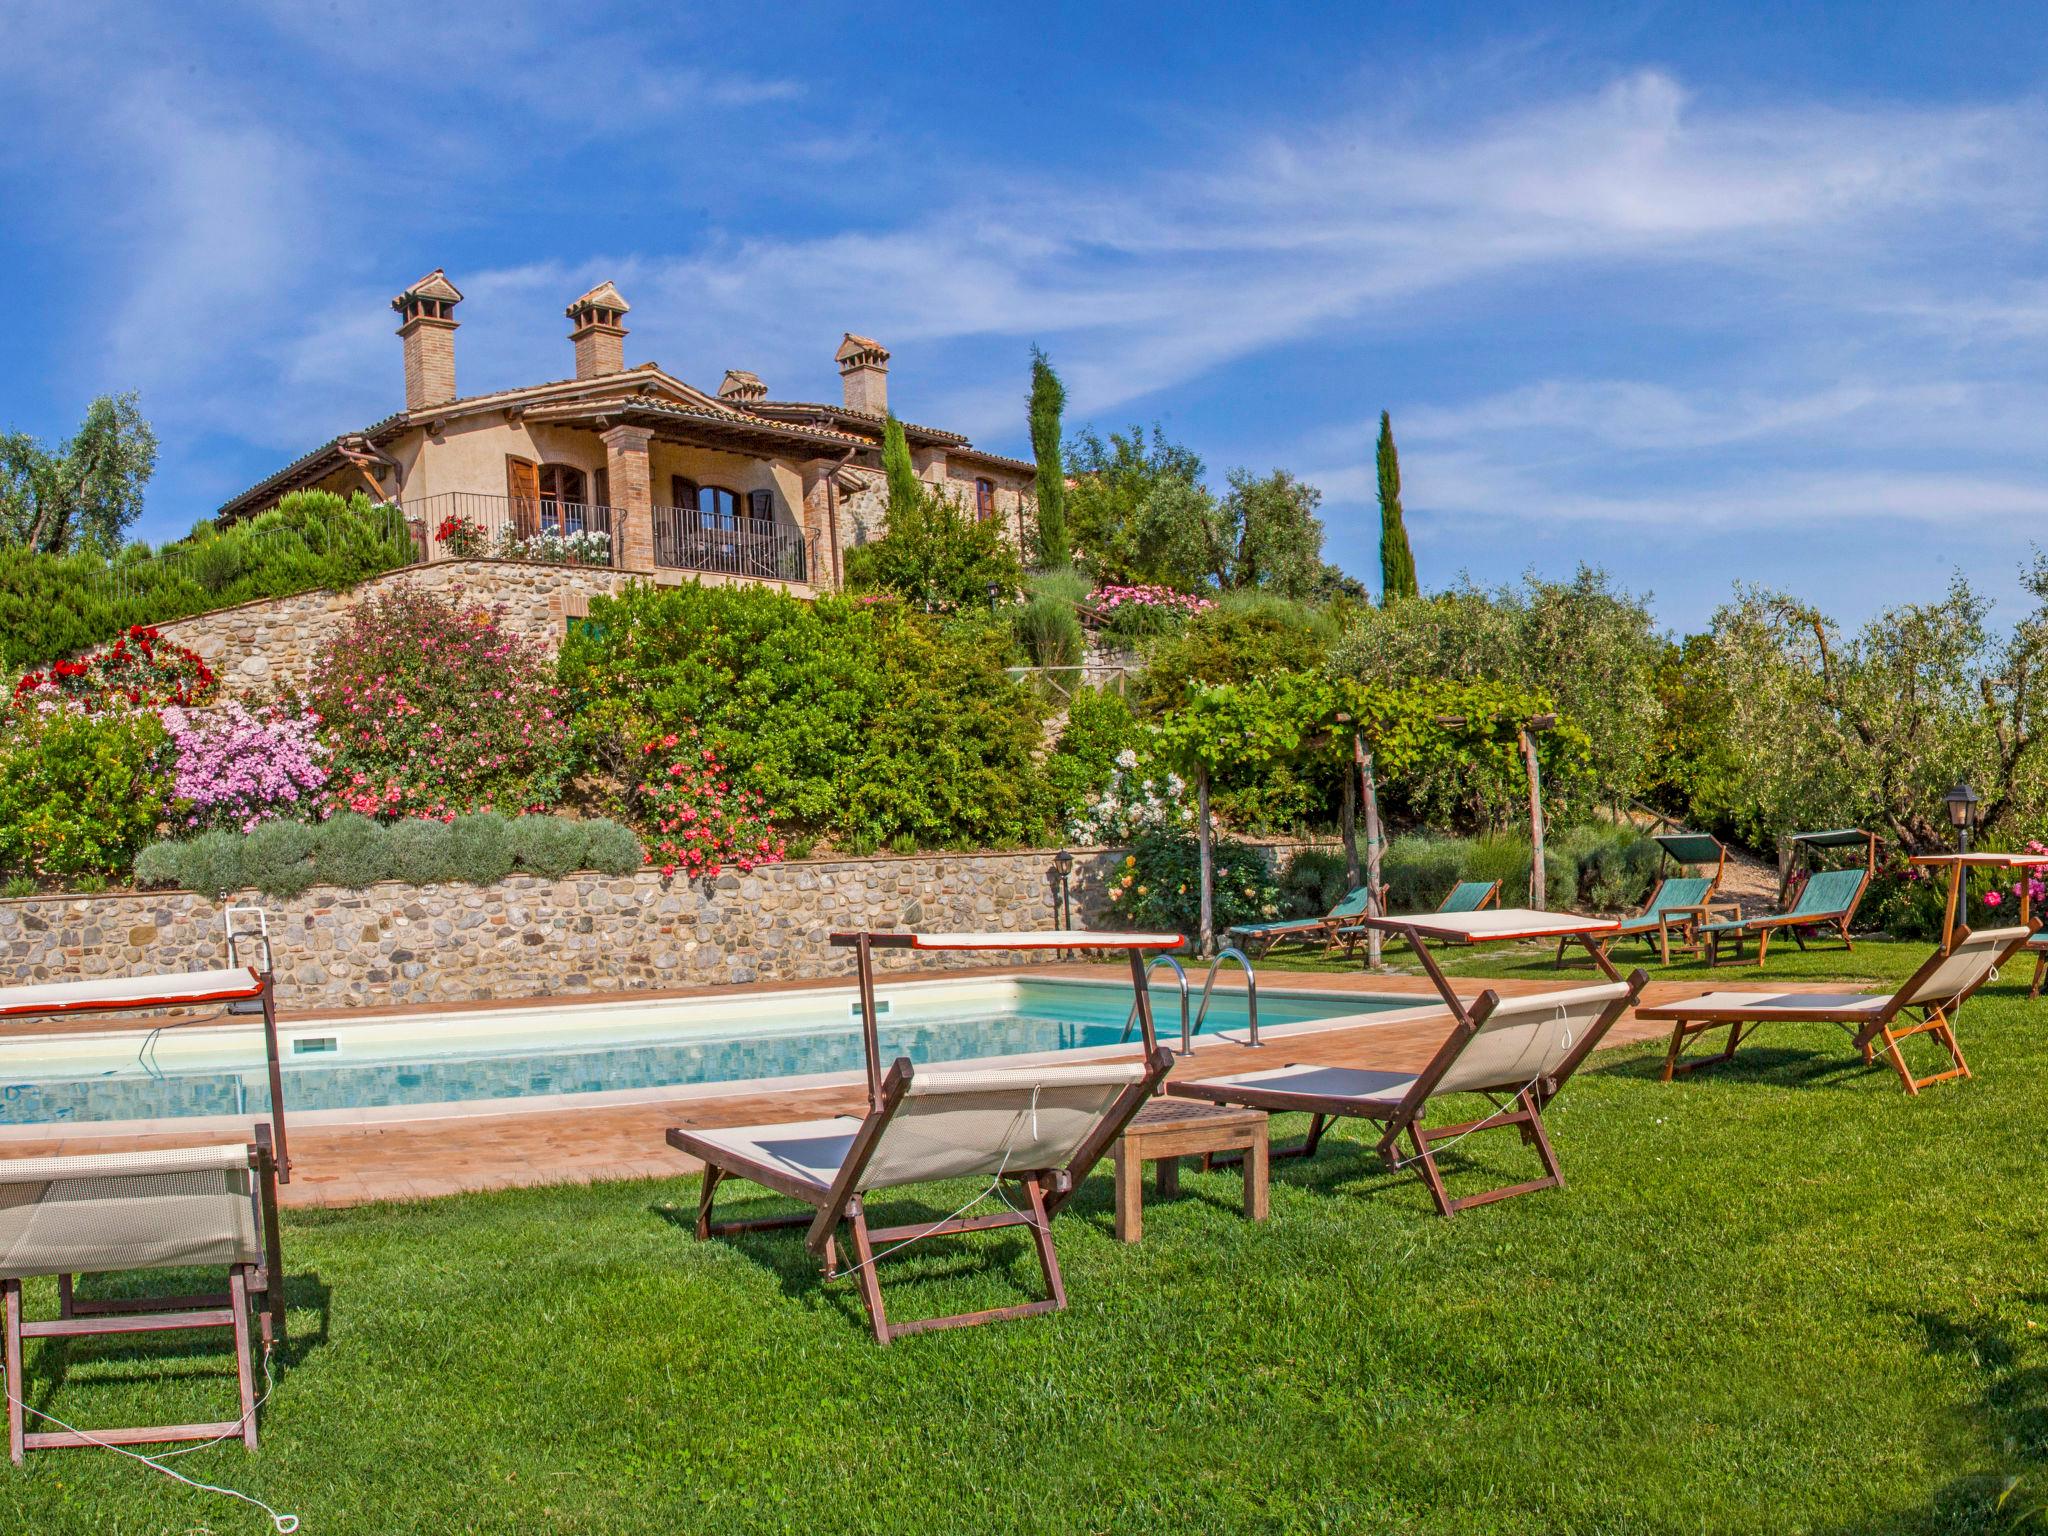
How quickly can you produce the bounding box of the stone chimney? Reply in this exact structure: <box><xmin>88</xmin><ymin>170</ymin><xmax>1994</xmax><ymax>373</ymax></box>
<box><xmin>391</xmin><ymin>269</ymin><xmax>463</xmax><ymax>412</ymax></box>
<box><xmin>836</xmin><ymin>333</ymin><xmax>890</xmax><ymax>415</ymax></box>
<box><xmin>718</xmin><ymin>369</ymin><xmax>767</xmax><ymax>403</ymax></box>
<box><xmin>565</xmin><ymin>281</ymin><xmax>630</xmax><ymax>379</ymax></box>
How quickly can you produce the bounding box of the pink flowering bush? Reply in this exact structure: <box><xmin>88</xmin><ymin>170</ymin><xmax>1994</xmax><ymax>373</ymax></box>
<box><xmin>1093</xmin><ymin>584</ymin><xmax>1214</xmax><ymax>617</ymax></box>
<box><xmin>310</xmin><ymin>583</ymin><xmax>573</xmax><ymax>821</ymax></box>
<box><xmin>635</xmin><ymin>727</ymin><xmax>785</xmax><ymax>880</ymax></box>
<box><xmin>161</xmin><ymin>702</ymin><xmax>329</xmax><ymax>833</ymax></box>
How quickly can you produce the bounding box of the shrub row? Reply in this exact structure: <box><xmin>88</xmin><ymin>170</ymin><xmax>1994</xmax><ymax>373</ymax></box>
<box><xmin>133</xmin><ymin>813</ymin><xmax>643</xmax><ymax>901</ymax></box>
<box><xmin>1275</xmin><ymin>823</ymin><xmax>1662</xmax><ymax>920</ymax></box>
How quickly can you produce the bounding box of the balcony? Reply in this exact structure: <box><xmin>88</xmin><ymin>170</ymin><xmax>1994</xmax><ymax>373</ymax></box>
<box><xmin>402</xmin><ymin>494</ymin><xmax>815</xmax><ymax>586</ymax></box>
<box><xmin>408</xmin><ymin>492</ymin><xmax>618</xmax><ymax>567</ymax></box>
<box><xmin>652</xmin><ymin>506</ymin><xmax>811</xmax><ymax>583</ymax></box>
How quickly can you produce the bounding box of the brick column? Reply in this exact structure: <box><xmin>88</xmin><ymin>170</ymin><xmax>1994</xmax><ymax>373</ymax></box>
<box><xmin>602</xmin><ymin>424</ymin><xmax>655</xmax><ymax>574</ymax></box>
<box><xmin>799</xmin><ymin>459</ymin><xmax>837</xmax><ymax>591</ymax></box>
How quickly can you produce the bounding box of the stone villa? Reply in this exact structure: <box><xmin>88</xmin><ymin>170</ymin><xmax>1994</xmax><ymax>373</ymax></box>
<box><xmin>215</xmin><ymin>271</ymin><xmax>1038</xmax><ymax>594</ymax></box>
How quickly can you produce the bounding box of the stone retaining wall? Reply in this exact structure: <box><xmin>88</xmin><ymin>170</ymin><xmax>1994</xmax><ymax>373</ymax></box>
<box><xmin>0</xmin><ymin>842</ymin><xmax>1340</xmax><ymax>1012</ymax></box>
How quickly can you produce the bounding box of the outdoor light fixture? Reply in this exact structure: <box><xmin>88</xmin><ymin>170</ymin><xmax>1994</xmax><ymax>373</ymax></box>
<box><xmin>987</xmin><ymin>581</ymin><xmax>1003</xmax><ymax>606</ymax></box>
<box><xmin>1944</xmin><ymin>780</ymin><xmax>1981</xmax><ymax>854</ymax></box>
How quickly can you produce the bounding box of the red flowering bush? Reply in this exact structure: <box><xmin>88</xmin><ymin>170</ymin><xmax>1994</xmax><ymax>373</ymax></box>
<box><xmin>11</xmin><ymin>626</ymin><xmax>214</xmax><ymax>714</ymax></box>
<box><xmin>435</xmin><ymin>514</ymin><xmax>487</xmax><ymax>559</ymax></box>
<box><xmin>635</xmin><ymin>727</ymin><xmax>785</xmax><ymax>880</ymax></box>
<box><xmin>310</xmin><ymin>583</ymin><xmax>573</xmax><ymax>821</ymax></box>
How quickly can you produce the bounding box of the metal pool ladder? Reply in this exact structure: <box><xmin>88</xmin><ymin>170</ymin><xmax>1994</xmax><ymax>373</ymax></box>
<box><xmin>1120</xmin><ymin>947</ymin><xmax>1260</xmax><ymax>1054</ymax></box>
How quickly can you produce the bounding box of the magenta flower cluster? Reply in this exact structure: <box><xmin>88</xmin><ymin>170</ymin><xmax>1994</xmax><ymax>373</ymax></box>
<box><xmin>161</xmin><ymin>701</ymin><xmax>330</xmax><ymax>833</ymax></box>
<box><xmin>1094</xmin><ymin>583</ymin><xmax>1214</xmax><ymax>615</ymax></box>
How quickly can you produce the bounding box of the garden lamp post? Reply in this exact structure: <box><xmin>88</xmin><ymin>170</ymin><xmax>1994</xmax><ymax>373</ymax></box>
<box><xmin>1051</xmin><ymin>850</ymin><xmax>1075</xmax><ymax>955</ymax></box>
<box><xmin>1944</xmin><ymin>781</ymin><xmax>1980</xmax><ymax>855</ymax></box>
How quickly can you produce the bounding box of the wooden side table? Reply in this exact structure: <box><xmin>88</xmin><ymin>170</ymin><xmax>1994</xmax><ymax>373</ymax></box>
<box><xmin>1111</xmin><ymin>1098</ymin><xmax>1269</xmax><ymax>1243</ymax></box>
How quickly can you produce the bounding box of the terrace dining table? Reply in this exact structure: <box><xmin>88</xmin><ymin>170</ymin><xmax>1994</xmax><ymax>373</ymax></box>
<box><xmin>1348</xmin><ymin>907</ymin><xmax>1624</xmax><ymax>1015</ymax></box>
<box><xmin>1906</xmin><ymin>851</ymin><xmax>2048</xmax><ymax>955</ymax></box>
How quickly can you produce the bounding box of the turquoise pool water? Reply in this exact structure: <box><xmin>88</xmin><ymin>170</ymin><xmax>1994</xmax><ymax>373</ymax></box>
<box><xmin>0</xmin><ymin>978</ymin><xmax>1405</xmax><ymax>1127</ymax></box>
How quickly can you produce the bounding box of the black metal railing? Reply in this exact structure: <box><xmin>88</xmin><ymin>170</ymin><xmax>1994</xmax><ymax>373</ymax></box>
<box><xmin>652</xmin><ymin>507</ymin><xmax>809</xmax><ymax>582</ymax></box>
<box><xmin>406</xmin><ymin>492</ymin><xmax>618</xmax><ymax>567</ymax></box>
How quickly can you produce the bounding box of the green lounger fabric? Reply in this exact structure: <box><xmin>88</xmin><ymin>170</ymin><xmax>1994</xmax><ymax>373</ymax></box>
<box><xmin>1611</xmin><ymin>876</ymin><xmax>1715</xmax><ymax>935</ymax></box>
<box><xmin>1707</xmin><ymin>867</ymin><xmax>1866</xmax><ymax>936</ymax></box>
<box><xmin>1438</xmin><ymin>881</ymin><xmax>1497</xmax><ymax>914</ymax></box>
<box><xmin>1652</xmin><ymin>834</ymin><xmax>1725</xmax><ymax>866</ymax></box>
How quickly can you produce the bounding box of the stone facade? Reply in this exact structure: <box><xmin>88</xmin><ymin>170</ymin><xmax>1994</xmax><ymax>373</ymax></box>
<box><xmin>0</xmin><ymin>850</ymin><xmax>1137</xmax><ymax>1012</ymax></box>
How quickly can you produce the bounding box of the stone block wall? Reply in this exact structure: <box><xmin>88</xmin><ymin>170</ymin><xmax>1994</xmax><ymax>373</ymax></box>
<box><xmin>149</xmin><ymin>560</ymin><xmax>641</xmax><ymax>700</ymax></box>
<box><xmin>0</xmin><ymin>843</ymin><xmax>1337</xmax><ymax>1013</ymax></box>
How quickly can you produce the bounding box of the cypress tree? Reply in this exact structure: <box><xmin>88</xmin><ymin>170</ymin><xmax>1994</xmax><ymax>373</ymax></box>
<box><xmin>1376</xmin><ymin>410</ymin><xmax>1417</xmax><ymax>603</ymax></box>
<box><xmin>881</xmin><ymin>416</ymin><xmax>925</xmax><ymax>542</ymax></box>
<box><xmin>1027</xmin><ymin>346</ymin><xmax>1068</xmax><ymax>568</ymax></box>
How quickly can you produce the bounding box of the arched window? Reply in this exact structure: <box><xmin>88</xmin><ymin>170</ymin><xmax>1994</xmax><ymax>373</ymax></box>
<box><xmin>698</xmin><ymin>486</ymin><xmax>741</xmax><ymax>529</ymax></box>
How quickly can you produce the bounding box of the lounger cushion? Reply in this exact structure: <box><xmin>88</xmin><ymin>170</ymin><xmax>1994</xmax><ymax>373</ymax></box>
<box><xmin>0</xmin><ymin>1143</ymin><xmax>261</xmax><ymax>1279</ymax></box>
<box><xmin>0</xmin><ymin>968</ymin><xmax>265</xmax><ymax>1019</ymax></box>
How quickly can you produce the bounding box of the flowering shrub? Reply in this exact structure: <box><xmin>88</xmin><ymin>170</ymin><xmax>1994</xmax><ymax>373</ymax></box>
<box><xmin>161</xmin><ymin>702</ymin><xmax>328</xmax><ymax>833</ymax></box>
<box><xmin>635</xmin><ymin>728</ymin><xmax>785</xmax><ymax>880</ymax></box>
<box><xmin>1093</xmin><ymin>584</ymin><xmax>1213</xmax><ymax>617</ymax></box>
<box><xmin>1066</xmin><ymin>747</ymin><xmax>1191</xmax><ymax>845</ymax></box>
<box><xmin>0</xmin><ymin>707</ymin><xmax>170</xmax><ymax>879</ymax></box>
<box><xmin>493</xmin><ymin>526</ymin><xmax>613</xmax><ymax>566</ymax></box>
<box><xmin>11</xmin><ymin>627</ymin><xmax>214</xmax><ymax>714</ymax></box>
<box><xmin>436</xmin><ymin>514</ymin><xmax>487</xmax><ymax>559</ymax></box>
<box><xmin>311</xmin><ymin>583</ymin><xmax>573</xmax><ymax>821</ymax></box>
<box><xmin>1103</xmin><ymin>829</ymin><xmax>1279</xmax><ymax>944</ymax></box>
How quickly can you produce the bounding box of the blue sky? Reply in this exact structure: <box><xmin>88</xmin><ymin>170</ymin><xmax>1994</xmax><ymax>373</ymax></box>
<box><xmin>5</xmin><ymin>1</ymin><xmax>2048</xmax><ymax>631</ymax></box>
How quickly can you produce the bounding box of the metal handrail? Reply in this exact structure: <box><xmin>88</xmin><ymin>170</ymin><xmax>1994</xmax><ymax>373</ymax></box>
<box><xmin>1193</xmin><ymin>945</ymin><xmax>1261</xmax><ymax>1048</ymax></box>
<box><xmin>1119</xmin><ymin>953</ymin><xmax>1191</xmax><ymax>1053</ymax></box>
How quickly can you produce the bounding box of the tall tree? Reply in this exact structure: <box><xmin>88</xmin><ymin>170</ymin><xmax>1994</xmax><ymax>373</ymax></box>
<box><xmin>880</xmin><ymin>415</ymin><xmax>925</xmax><ymax>544</ymax></box>
<box><xmin>1027</xmin><ymin>347</ymin><xmax>1068</xmax><ymax>567</ymax></box>
<box><xmin>1215</xmin><ymin>468</ymin><xmax>1328</xmax><ymax>597</ymax></box>
<box><xmin>0</xmin><ymin>393</ymin><xmax>158</xmax><ymax>554</ymax></box>
<box><xmin>1376</xmin><ymin>410</ymin><xmax>1416</xmax><ymax>603</ymax></box>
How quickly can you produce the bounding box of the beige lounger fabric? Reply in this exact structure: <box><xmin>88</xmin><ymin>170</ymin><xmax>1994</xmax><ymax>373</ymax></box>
<box><xmin>1432</xmin><ymin>982</ymin><xmax>1631</xmax><ymax>1094</ymax></box>
<box><xmin>686</xmin><ymin>1064</ymin><xmax>1151</xmax><ymax>1195</ymax></box>
<box><xmin>0</xmin><ymin>1144</ymin><xmax>260</xmax><ymax>1279</ymax></box>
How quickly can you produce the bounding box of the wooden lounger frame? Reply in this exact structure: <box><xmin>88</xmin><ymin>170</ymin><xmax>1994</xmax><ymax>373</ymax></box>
<box><xmin>671</xmin><ymin>933</ymin><xmax>1177</xmax><ymax>1345</ymax></box>
<box><xmin>1649</xmin><ymin>923</ymin><xmax>2035</xmax><ymax>1094</ymax></box>
<box><xmin>672</xmin><ymin>1047</ymin><xmax>1171</xmax><ymax>1346</ymax></box>
<box><xmin>1171</xmin><ymin>970</ymin><xmax>1647</xmax><ymax>1217</ymax></box>
<box><xmin>4</xmin><ymin>1132</ymin><xmax>284</xmax><ymax>1462</ymax></box>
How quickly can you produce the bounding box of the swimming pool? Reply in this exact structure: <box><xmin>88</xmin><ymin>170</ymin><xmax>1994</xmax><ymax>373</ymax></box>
<box><xmin>0</xmin><ymin>976</ymin><xmax>1425</xmax><ymax>1130</ymax></box>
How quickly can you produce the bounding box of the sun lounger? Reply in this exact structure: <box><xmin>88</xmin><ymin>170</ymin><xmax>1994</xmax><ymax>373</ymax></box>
<box><xmin>670</xmin><ymin>1053</ymin><xmax>1170</xmax><ymax>1343</ymax></box>
<box><xmin>1558</xmin><ymin>833</ymin><xmax>1729</xmax><ymax>967</ymax></box>
<box><xmin>2</xmin><ymin>1140</ymin><xmax>282</xmax><ymax>1461</ymax></box>
<box><xmin>1698</xmin><ymin>829</ymin><xmax>1876</xmax><ymax>967</ymax></box>
<box><xmin>1168</xmin><ymin>972</ymin><xmax>1646</xmax><ymax>1216</ymax></box>
<box><xmin>1227</xmin><ymin>884</ymin><xmax>1377</xmax><ymax>958</ymax></box>
<box><xmin>1637</xmin><ymin>923</ymin><xmax>2033</xmax><ymax>1094</ymax></box>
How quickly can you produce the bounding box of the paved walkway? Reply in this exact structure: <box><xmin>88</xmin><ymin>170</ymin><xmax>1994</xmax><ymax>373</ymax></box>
<box><xmin>5</xmin><ymin>962</ymin><xmax>1820</xmax><ymax>1207</ymax></box>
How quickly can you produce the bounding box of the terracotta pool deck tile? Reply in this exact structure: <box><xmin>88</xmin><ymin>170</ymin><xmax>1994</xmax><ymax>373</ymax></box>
<box><xmin>3</xmin><ymin>962</ymin><xmax>1850</xmax><ymax>1207</ymax></box>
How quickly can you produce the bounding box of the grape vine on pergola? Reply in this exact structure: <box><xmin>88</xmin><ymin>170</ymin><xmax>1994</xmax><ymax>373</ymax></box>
<box><xmin>1154</xmin><ymin>675</ymin><xmax>1583</xmax><ymax>958</ymax></box>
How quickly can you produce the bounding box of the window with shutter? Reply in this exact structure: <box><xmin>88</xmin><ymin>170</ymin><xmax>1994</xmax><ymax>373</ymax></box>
<box><xmin>747</xmin><ymin>489</ymin><xmax>774</xmax><ymax>524</ymax></box>
<box><xmin>670</xmin><ymin>475</ymin><xmax>699</xmax><ymax>512</ymax></box>
<box><xmin>975</xmin><ymin>478</ymin><xmax>995</xmax><ymax>521</ymax></box>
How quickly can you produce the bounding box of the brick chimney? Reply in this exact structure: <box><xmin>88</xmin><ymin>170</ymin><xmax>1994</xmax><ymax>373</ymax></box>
<box><xmin>836</xmin><ymin>333</ymin><xmax>889</xmax><ymax>415</ymax></box>
<box><xmin>565</xmin><ymin>281</ymin><xmax>630</xmax><ymax>379</ymax></box>
<box><xmin>391</xmin><ymin>269</ymin><xmax>463</xmax><ymax>411</ymax></box>
<box><xmin>718</xmin><ymin>369</ymin><xmax>767</xmax><ymax>403</ymax></box>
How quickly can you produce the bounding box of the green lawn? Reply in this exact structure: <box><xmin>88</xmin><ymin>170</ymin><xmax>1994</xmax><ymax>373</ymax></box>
<box><xmin>8</xmin><ymin>939</ymin><xmax>2048</xmax><ymax>1534</ymax></box>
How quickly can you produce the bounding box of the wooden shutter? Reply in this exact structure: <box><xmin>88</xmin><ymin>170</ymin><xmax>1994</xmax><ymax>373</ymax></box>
<box><xmin>747</xmin><ymin>489</ymin><xmax>773</xmax><ymax>524</ymax></box>
<box><xmin>506</xmin><ymin>456</ymin><xmax>540</xmax><ymax>539</ymax></box>
<box><xmin>593</xmin><ymin>467</ymin><xmax>610</xmax><ymax>508</ymax></box>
